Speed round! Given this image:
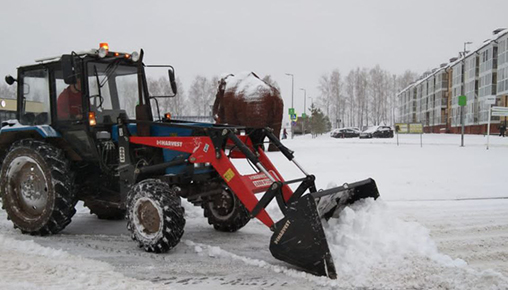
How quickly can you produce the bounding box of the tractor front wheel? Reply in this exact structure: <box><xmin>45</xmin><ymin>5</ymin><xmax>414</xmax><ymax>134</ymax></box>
<box><xmin>127</xmin><ymin>179</ymin><xmax>185</xmax><ymax>253</ymax></box>
<box><xmin>202</xmin><ymin>186</ymin><xmax>250</xmax><ymax>232</ymax></box>
<box><xmin>0</xmin><ymin>139</ymin><xmax>76</xmax><ymax>235</ymax></box>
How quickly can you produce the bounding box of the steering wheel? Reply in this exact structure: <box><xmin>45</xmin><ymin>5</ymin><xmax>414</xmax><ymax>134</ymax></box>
<box><xmin>89</xmin><ymin>94</ymin><xmax>104</xmax><ymax>108</ymax></box>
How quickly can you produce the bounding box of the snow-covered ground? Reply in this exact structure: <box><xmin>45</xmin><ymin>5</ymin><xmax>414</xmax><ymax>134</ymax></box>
<box><xmin>0</xmin><ymin>133</ymin><xmax>507</xmax><ymax>289</ymax></box>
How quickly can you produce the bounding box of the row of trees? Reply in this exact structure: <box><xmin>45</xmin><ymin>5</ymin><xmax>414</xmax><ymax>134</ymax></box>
<box><xmin>0</xmin><ymin>67</ymin><xmax>416</xmax><ymax>132</ymax></box>
<box><xmin>145</xmin><ymin>76</ymin><xmax>218</xmax><ymax>117</ymax></box>
<box><xmin>152</xmin><ymin>74</ymin><xmax>280</xmax><ymax>117</ymax></box>
<box><xmin>316</xmin><ymin>66</ymin><xmax>416</xmax><ymax>130</ymax></box>
<box><xmin>0</xmin><ymin>83</ymin><xmax>15</xmax><ymax>99</ymax></box>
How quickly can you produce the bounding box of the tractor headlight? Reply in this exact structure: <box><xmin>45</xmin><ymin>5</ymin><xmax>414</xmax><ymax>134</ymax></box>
<box><xmin>131</xmin><ymin>51</ymin><xmax>140</xmax><ymax>62</ymax></box>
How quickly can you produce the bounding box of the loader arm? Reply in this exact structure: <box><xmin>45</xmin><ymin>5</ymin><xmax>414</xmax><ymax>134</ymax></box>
<box><xmin>129</xmin><ymin>134</ymin><xmax>284</xmax><ymax>228</ymax></box>
<box><xmin>129</xmin><ymin>126</ymin><xmax>380</xmax><ymax>279</ymax></box>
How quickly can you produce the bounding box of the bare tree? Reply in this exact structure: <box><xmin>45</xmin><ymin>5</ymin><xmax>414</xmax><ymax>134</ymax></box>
<box><xmin>317</xmin><ymin>70</ymin><xmax>343</xmax><ymax>128</ymax></box>
<box><xmin>173</xmin><ymin>77</ymin><xmax>187</xmax><ymax>115</ymax></box>
<box><xmin>262</xmin><ymin>75</ymin><xmax>281</xmax><ymax>92</ymax></box>
<box><xmin>397</xmin><ymin>70</ymin><xmax>418</xmax><ymax>90</ymax></box>
<box><xmin>312</xmin><ymin>67</ymin><xmax>417</xmax><ymax>131</ymax></box>
<box><xmin>0</xmin><ymin>83</ymin><xmax>16</xmax><ymax>99</ymax></box>
<box><xmin>354</xmin><ymin>68</ymin><xmax>369</xmax><ymax>129</ymax></box>
<box><xmin>117</xmin><ymin>79</ymin><xmax>138</xmax><ymax>118</ymax></box>
<box><xmin>155</xmin><ymin>76</ymin><xmax>188</xmax><ymax>116</ymax></box>
<box><xmin>188</xmin><ymin>75</ymin><xmax>215</xmax><ymax>116</ymax></box>
<box><xmin>368</xmin><ymin>65</ymin><xmax>391</xmax><ymax>125</ymax></box>
<box><xmin>330</xmin><ymin>70</ymin><xmax>344</xmax><ymax>128</ymax></box>
<box><xmin>317</xmin><ymin>73</ymin><xmax>332</xmax><ymax>118</ymax></box>
<box><xmin>344</xmin><ymin>70</ymin><xmax>356</xmax><ymax>127</ymax></box>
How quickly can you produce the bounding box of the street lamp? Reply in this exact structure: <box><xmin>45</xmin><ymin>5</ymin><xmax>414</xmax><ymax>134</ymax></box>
<box><xmin>308</xmin><ymin>97</ymin><xmax>314</xmax><ymax>137</ymax></box>
<box><xmin>299</xmin><ymin>88</ymin><xmax>307</xmax><ymax>115</ymax></box>
<box><xmin>300</xmin><ymin>88</ymin><xmax>306</xmax><ymax>135</ymax></box>
<box><xmin>286</xmin><ymin>73</ymin><xmax>294</xmax><ymax>139</ymax></box>
<box><xmin>460</xmin><ymin>41</ymin><xmax>472</xmax><ymax>147</ymax></box>
<box><xmin>285</xmin><ymin>73</ymin><xmax>294</xmax><ymax>109</ymax></box>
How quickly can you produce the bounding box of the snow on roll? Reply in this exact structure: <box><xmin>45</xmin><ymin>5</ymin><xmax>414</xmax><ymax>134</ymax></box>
<box><xmin>224</xmin><ymin>72</ymin><xmax>272</xmax><ymax>103</ymax></box>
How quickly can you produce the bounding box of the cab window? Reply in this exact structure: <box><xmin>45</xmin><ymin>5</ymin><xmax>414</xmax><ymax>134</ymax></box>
<box><xmin>20</xmin><ymin>69</ymin><xmax>51</xmax><ymax>125</ymax></box>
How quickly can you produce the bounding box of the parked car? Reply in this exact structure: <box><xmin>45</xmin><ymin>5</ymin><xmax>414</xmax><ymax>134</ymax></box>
<box><xmin>359</xmin><ymin>127</ymin><xmax>376</xmax><ymax>139</ymax></box>
<box><xmin>331</xmin><ymin>128</ymin><xmax>361</xmax><ymax>138</ymax></box>
<box><xmin>359</xmin><ymin>126</ymin><xmax>394</xmax><ymax>139</ymax></box>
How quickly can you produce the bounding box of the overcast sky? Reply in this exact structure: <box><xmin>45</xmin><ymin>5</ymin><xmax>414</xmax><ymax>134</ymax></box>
<box><xmin>1</xmin><ymin>0</ymin><xmax>507</xmax><ymax>118</ymax></box>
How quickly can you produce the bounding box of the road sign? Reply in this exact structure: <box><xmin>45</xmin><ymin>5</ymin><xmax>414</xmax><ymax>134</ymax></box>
<box><xmin>492</xmin><ymin>106</ymin><xmax>508</xmax><ymax>112</ymax></box>
<box><xmin>288</xmin><ymin>108</ymin><xmax>295</xmax><ymax>115</ymax></box>
<box><xmin>458</xmin><ymin>95</ymin><xmax>467</xmax><ymax>107</ymax></box>
<box><xmin>409</xmin><ymin>123</ymin><xmax>423</xmax><ymax>134</ymax></box>
<box><xmin>395</xmin><ymin>123</ymin><xmax>408</xmax><ymax>133</ymax></box>
<box><xmin>492</xmin><ymin>106</ymin><xmax>508</xmax><ymax>116</ymax></box>
<box><xmin>485</xmin><ymin>96</ymin><xmax>497</xmax><ymax>105</ymax></box>
<box><xmin>290</xmin><ymin>114</ymin><xmax>298</xmax><ymax>121</ymax></box>
<box><xmin>302</xmin><ymin>113</ymin><xmax>307</xmax><ymax>118</ymax></box>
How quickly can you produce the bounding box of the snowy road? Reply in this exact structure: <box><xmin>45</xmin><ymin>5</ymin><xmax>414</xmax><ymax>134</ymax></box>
<box><xmin>1</xmin><ymin>134</ymin><xmax>507</xmax><ymax>289</ymax></box>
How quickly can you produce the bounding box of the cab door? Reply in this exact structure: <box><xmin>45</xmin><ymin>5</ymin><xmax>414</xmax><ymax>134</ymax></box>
<box><xmin>50</xmin><ymin>61</ymin><xmax>97</xmax><ymax>161</ymax></box>
<box><xmin>17</xmin><ymin>67</ymin><xmax>52</xmax><ymax>127</ymax></box>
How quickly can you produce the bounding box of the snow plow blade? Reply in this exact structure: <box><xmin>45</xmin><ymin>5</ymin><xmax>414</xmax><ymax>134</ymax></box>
<box><xmin>269</xmin><ymin>194</ymin><xmax>337</xmax><ymax>278</ymax></box>
<box><xmin>314</xmin><ymin>178</ymin><xmax>380</xmax><ymax>220</ymax></box>
<box><xmin>269</xmin><ymin>178</ymin><xmax>379</xmax><ymax>279</ymax></box>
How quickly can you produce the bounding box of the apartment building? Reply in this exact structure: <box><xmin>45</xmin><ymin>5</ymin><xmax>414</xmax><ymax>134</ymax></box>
<box><xmin>398</xmin><ymin>28</ymin><xmax>508</xmax><ymax>134</ymax></box>
<box><xmin>497</xmin><ymin>31</ymin><xmax>508</xmax><ymax>117</ymax></box>
<box><xmin>397</xmin><ymin>85</ymin><xmax>416</xmax><ymax>123</ymax></box>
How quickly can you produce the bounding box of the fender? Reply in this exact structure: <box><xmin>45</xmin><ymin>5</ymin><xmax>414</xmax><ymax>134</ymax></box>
<box><xmin>0</xmin><ymin>124</ymin><xmax>61</xmax><ymax>138</ymax></box>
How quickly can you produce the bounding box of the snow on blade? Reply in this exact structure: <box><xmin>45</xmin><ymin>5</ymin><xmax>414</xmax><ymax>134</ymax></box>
<box><xmin>323</xmin><ymin>197</ymin><xmax>508</xmax><ymax>289</ymax></box>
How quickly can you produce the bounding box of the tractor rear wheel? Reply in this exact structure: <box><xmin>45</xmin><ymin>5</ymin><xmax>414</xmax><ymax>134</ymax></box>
<box><xmin>0</xmin><ymin>139</ymin><xmax>76</xmax><ymax>235</ymax></box>
<box><xmin>202</xmin><ymin>186</ymin><xmax>250</xmax><ymax>232</ymax></box>
<box><xmin>127</xmin><ymin>179</ymin><xmax>185</xmax><ymax>253</ymax></box>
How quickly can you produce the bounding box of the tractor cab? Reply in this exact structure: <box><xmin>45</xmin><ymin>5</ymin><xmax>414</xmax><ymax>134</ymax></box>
<box><xmin>2</xmin><ymin>43</ymin><xmax>176</xmax><ymax>163</ymax></box>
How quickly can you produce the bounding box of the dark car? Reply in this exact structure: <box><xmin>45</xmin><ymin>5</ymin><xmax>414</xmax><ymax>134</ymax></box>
<box><xmin>331</xmin><ymin>128</ymin><xmax>360</xmax><ymax>138</ymax></box>
<box><xmin>374</xmin><ymin>126</ymin><xmax>394</xmax><ymax>138</ymax></box>
<box><xmin>359</xmin><ymin>126</ymin><xmax>394</xmax><ymax>139</ymax></box>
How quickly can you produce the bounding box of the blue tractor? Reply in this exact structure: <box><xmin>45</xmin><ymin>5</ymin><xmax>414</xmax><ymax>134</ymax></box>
<box><xmin>0</xmin><ymin>44</ymin><xmax>379</xmax><ymax>278</ymax></box>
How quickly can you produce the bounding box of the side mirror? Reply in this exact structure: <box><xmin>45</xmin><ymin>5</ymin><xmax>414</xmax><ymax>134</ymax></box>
<box><xmin>168</xmin><ymin>68</ymin><xmax>178</xmax><ymax>95</ymax></box>
<box><xmin>5</xmin><ymin>75</ymin><xmax>16</xmax><ymax>85</ymax></box>
<box><xmin>61</xmin><ymin>54</ymin><xmax>77</xmax><ymax>85</ymax></box>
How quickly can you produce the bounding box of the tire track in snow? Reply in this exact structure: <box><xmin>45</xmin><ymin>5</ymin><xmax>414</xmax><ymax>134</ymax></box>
<box><xmin>392</xmin><ymin>199</ymin><xmax>508</xmax><ymax>277</ymax></box>
<box><xmin>1</xmin><ymin>198</ymin><xmax>508</xmax><ymax>289</ymax></box>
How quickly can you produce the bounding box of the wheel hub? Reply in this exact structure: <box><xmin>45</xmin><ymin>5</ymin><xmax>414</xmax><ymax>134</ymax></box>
<box><xmin>8</xmin><ymin>156</ymin><xmax>49</xmax><ymax>216</ymax></box>
<box><xmin>135</xmin><ymin>198</ymin><xmax>161</xmax><ymax>235</ymax></box>
<box><xmin>210</xmin><ymin>190</ymin><xmax>235</xmax><ymax>219</ymax></box>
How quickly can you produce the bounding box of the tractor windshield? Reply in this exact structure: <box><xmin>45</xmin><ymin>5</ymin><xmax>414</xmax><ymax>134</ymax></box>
<box><xmin>87</xmin><ymin>61</ymin><xmax>138</xmax><ymax>123</ymax></box>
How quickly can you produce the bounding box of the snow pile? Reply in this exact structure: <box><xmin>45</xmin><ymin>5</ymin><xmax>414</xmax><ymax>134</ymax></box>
<box><xmin>181</xmin><ymin>199</ymin><xmax>203</xmax><ymax>219</ymax></box>
<box><xmin>324</xmin><ymin>197</ymin><xmax>508</xmax><ymax>289</ymax></box>
<box><xmin>0</xmin><ymin>234</ymin><xmax>159</xmax><ymax>290</ymax></box>
<box><xmin>224</xmin><ymin>72</ymin><xmax>272</xmax><ymax>102</ymax></box>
